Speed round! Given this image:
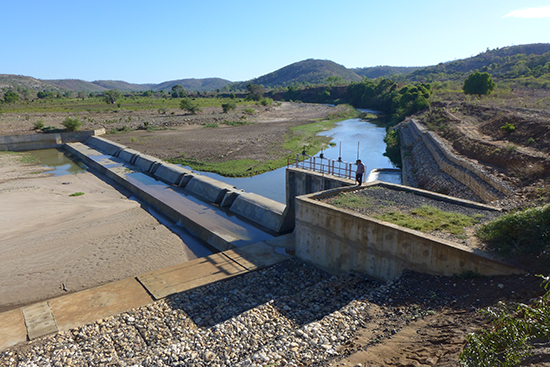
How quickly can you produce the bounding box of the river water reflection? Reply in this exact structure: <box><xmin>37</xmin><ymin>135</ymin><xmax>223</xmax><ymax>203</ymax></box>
<box><xmin>187</xmin><ymin>115</ymin><xmax>397</xmax><ymax>203</ymax></box>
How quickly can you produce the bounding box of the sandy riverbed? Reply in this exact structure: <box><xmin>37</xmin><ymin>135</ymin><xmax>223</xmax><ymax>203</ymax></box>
<box><xmin>0</xmin><ymin>153</ymin><xmax>210</xmax><ymax>311</ymax></box>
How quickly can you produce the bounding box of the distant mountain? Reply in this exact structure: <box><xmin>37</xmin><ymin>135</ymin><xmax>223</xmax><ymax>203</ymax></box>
<box><xmin>0</xmin><ymin>74</ymin><xmax>61</xmax><ymax>91</ymax></box>
<box><xmin>153</xmin><ymin>78</ymin><xmax>231</xmax><ymax>92</ymax></box>
<box><xmin>353</xmin><ymin>66</ymin><xmax>422</xmax><ymax>79</ymax></box>
<box><xmin>45</xmin><ymin>79</ymin><xmax>109</xmax><ymax>92</ymax></box>
<box><xmin>231</xmin><ymin>59</ymin><xmax>363</xmax><ymax>89</ymax></box>
<box><xmin>90</xmin><ymin>80</ymin><xmax>155</xmax><ymax>92</ymax></box>
<box><xmin>407</xmin><ymin>43</ymin><xmax>550</xmax><ymax>81</ymax></box>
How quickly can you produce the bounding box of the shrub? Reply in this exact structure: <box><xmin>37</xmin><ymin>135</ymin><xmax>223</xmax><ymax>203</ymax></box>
<box><xmin>62</xmin><ymin>117</ymin><xmax>82</xmax><ymax>132</ymax></box>
<box><xmin>527</xmin><ymin>137</ymin><xmax>535</xmax><ymax>145</ymax></box>
<box><xmin>460</xmin><ymin>275</ymin><xmax>550</xmax><ymax>367</ymax></box>
<box><xmin>258</xmin><ymin>97</ymin><xmax>273</xmax><ymax>106</ymax></box>
<box><xmin>180</xmin><ymin>98</ymin><xmax>201</xmax><ymax>114</ymax></box>
<box><xmin>221</xmin><ymin>102</ymin><xmax>237</xmax><ymax>113</ymax></box>
<box><xmin>501</xmin><ymin>122</ymin><xmax>516</xmax><ymax>133</ymax></box>
<box><xmin>477</xmin><ymin>204</ymin><xmax>550</xmax><ymax>256</ymax></box>
<box><xmin>33</xmin><ymin>120</ymin><xmax>45</xmax><ymax>130</ymax></box>
<box><xmin>243</xmin><ymin>108</ymin><xmax>255</xmax><ymax>115</ymax></box>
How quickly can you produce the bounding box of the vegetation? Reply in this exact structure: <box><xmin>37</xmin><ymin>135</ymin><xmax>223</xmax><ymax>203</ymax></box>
<box><xmin>476</xmin><ymin>204</ymin><xmax>550</xmax><ymax>261</ymax></box>
<box><xmin>62</xmin><ymin>117</ymin><xmax>82</xmax><ymax>132</ymax></box>
<box><xmin>103</xmin><ymin>89</ymin><xmax>122</xmax><ymax>105</ymax></box>
<box><xmin>372</xmin><ymin>206</ymin><xmax>482</xmax><ymax>236</ymax></box>
<box><xmin>180</xmin><ymin>97</ymin><xmax>201</xmax><ymax>114</ymax></box>
<box><xmin>3</xmin><ymin>90</ymin><xmax>19</xmax><ymax>104</ymax></box>
<box><xmin>460</xmin><ymin>275</ymin><xmax>550</xmax><ymax>367</ymax></box>
<box><xmin>463</xmin><ymin>72</ymin><xmax>496</xmax><ymax>96</ymax></box>
<box><xmin>221</xmin><ymin>101</ymin><xmax>237</xmax><ymax>113</ymax></box>
<box><xmin>69</xmin><ymin>192</ymin><xmax>85</xmax><ymax>197</ymax></box>
<box><xmin>246</xmin><ymin>84</ymin><xmax>265</xmax><ymax>101</ymax></box>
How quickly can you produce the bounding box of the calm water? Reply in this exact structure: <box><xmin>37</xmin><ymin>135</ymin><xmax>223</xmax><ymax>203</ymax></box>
<box><xmin>189</xmin><ymin>116</ymin><xmax>397</xmax><ymax>203</ymax></box>
<box><xmin>30</xmin><ymin>148</ymin><xmax>87</xmax><ymax>176</ymax></box>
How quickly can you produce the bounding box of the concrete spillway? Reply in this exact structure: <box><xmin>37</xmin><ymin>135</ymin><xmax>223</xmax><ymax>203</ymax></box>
<box><xmin>66</xmin><ymin>139</ymin><xmax>285</xmax><ymax>252</ymax></box>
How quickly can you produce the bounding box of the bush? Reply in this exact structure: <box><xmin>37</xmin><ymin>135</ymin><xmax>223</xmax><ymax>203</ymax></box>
<box><xmin>62</xmin><ymin>117</ymin><xmax>82</xmax><ymax>132</ymax></box>
<box><xmin>460</xmin><ymin>275</ymin><xmax>550</xmax><ymax>367</ymax></box>
<box><xmin>501</xmin><ymin>122</ymin><xmax>516</xmax><ymax>133</ymax></box>
<box><xmin>221</xmin><ymin>102</ymin><xmax>237</xmax><ymax>113</ymax></box>
<box><xmin>477</xmin><ymin>204</ymin><xmax>550</xmax><ymax>256</ymax></box>
<box><xmin>258</xmin><ymin>97</ymin><xmax>273</xmax><ymax>106</ymax></box>
<box><xmin>33</xmin><ymin>120</ymin><xmax>45</xmax><ymax>130</ymax></box>
<box><xmin>180</xmin><ymin>98</ymin><xmax>201</xmax><ymax>114</ymax></box>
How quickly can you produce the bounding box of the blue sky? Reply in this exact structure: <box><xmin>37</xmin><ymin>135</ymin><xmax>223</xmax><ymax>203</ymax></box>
<box><xmin>2</xmin><ymin>1</ymin><xmax>549</xmax><ymax>84</ymax></box>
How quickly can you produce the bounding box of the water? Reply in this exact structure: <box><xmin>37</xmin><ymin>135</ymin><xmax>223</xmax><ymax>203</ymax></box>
<box><xmin>186</xmin><ymin>115</ymin><xmax>397</xmax><ymax>203</ymax></box>
<box><xmin>30</xmin><ymin>148</ymin><xmax>87</xmax><ymax>176</ymax></box>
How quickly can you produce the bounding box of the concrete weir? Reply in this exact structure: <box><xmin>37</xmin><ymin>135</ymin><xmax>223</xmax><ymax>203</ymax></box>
<box><xmin>66</xmin><ymin>137</ymin><xmax>289</xmax><ymax>251</ymax></box>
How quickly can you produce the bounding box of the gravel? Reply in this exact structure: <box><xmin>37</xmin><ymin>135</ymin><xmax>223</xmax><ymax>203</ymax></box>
<box><xmin>0</xmin><ymin>259</ymin><xmax>434</xmax><ymax>367</ymax></box>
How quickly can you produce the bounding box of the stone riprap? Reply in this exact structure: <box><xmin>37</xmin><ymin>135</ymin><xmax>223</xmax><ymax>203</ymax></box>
<box><xmin>0</xmin><ymin>259</ymin><xmax>430</xmax><ymax>367</ymax></box>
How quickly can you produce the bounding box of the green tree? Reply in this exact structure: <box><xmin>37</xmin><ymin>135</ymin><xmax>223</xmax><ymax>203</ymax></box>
<box><xmin>171</xmin><ymin>84</ymin><xmax>186</xmax><ymax>98</ymax></box>
<box><xmin>3</xmin><ymin>90</ymin><xmax>19</xmax><ymax>104</ymax></box>
<box><xmin>180</xmin><ymin>97</ymin><xmax>201</xmax><ymax>114</ymax></box>
<box><xmin>246</xmin><ymin>84</ymin><xmax>265</xmax><ymax>101</ymax></box>
<box><xmin>463</xmin><ymin>71</ymin><xmax>496</xmax><ymax>96</ymax></box>
<box><xmin>103</xmin><ymin>89</ymin><xmax>122</xmax><ymax>104</ymax></box>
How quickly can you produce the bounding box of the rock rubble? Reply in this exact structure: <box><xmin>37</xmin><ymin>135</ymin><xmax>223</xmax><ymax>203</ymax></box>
<box><xmin>1</xmin><ymin>259</ymin><xmax>437</xmax><ymax>367</ymax></box>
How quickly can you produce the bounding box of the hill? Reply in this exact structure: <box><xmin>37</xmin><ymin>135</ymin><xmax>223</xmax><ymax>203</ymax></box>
<box><xmin>407</xmin><ymin>43</ymin><xmax>550</xmax><ymax>82</ymax></box>
<box><xmin>231</xmin><ymin>59</ymin><xmax>363</xmax><ymax>90</ymax></box>
<box><xmin>353</xmin><ymin>66</ymin><xmax>421</xmax><ymax>79</ymax></box>
<box><xmin>0</xmin><ymin>74</ymin><xmax>61</xmax><ymax>92</ymax></box>
<box><xmin>153</xmin><ymin>78</ymin><xmax>231</xmax><ymax>92</ymax></box>
<box><xmin>45</xmin><ymin>79</ymin><xmax>110</xmax><ymax>93</ymax></box>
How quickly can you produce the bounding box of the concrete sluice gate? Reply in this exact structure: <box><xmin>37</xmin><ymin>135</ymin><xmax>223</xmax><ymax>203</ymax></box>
<box><xmin>66</xmin><ymin>136</ymin><xmax>290</xmax><ymax>253</ymax></box>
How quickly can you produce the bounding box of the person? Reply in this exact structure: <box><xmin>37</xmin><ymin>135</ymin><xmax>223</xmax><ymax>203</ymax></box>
<box><xmin>356</xmin><ymin>159</ymin><xmax>366</xmax><ymax>185</ymax></box>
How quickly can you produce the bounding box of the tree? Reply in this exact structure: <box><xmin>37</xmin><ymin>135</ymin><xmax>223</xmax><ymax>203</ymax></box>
<box><xmin>463</xmin><ymin>72</ymin><xmax>495</xmax><ymax>96</ymax></box>
<box><xmin>171</xmin><ymin>84</ymin><xmax>186</xmax><ymax>98</ymax></box>
<box><xmin>246</xmin><ymin>84</ymin><xmax>265</xmax><ymax>101</ymax></box>
<box><xmin>3</xmin><ymin>90</ymin><xmax>19</xmax><ymax>104</ymax></box>
<box><xmin>103</xmin><ymin>89</ymin><xmax>122</xmax><ymax>104</ymax></box>
<box><xmin>180</xmin><ymin>97</ymin><xmax>201</xmax><ymax>114</ymax></box>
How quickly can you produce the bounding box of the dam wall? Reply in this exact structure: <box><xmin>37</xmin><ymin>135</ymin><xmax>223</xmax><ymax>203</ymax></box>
<box><xmin>80</xmin><ymin>136</ymin><xmax>289</xmax><ymax>233</ymax></box>
<box><xmin>0</xmin><ymin>129</ymin><xmax>105</xmax><ymax>152</ymax></box>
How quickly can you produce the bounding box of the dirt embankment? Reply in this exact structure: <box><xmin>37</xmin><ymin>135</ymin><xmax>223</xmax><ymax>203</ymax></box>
<box><xmin>418</xmin><ymin>101</ymin><xmax>550</xmax><ymax>207</ymax></box>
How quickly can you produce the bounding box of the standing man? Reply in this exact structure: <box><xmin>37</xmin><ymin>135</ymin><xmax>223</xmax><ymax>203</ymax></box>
<box><xmin>356</xmin><ymin>159</ymin><xmax>366</xmax><ymax>186</ymax></box>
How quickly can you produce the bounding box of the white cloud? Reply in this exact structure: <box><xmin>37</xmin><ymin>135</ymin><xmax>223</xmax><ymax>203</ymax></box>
<box><xmin>504</xmin><ymin>5</ymin><xmax>550</xmax><ymax>18</ymax></box>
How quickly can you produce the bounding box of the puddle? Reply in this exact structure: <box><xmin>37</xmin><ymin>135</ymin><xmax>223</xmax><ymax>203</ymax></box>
<box><xmin>29</xmin><ymin>148</ymin><xmax>87</xmax><ymax>176</ymax></box>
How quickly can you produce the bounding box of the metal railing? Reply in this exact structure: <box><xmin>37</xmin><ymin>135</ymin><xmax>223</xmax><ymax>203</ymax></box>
<box><xmin>287</xmin><ymin>154</ymin><xmax>357</xmax><ymax>180</ymax></box>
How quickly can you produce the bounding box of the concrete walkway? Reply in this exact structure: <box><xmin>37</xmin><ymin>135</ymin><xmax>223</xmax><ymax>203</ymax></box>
<box><xmin>0</xmin><ymin>239</ymin><xmax>291</xmax><ymax>351</ymax></box>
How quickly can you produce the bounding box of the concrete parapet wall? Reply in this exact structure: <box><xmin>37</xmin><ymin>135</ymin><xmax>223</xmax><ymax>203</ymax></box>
<box><xmin>295</xmin><ymin>185</ymin><xmax>522</xmax><ymax>281</ymax></box>
<box><xmin>185</xmin><ymin>175</ymin><xmax>236</xmax><ymax>204</ymax></box>
<box><xmin>0</xmin><ymin>130</ymin><xmax>104</xmax><ymax>152</ymax></box>
<box><xmin>229</xmin><ymin>192</ymin><xmax>286</xmax><ymax>232</ymax></box>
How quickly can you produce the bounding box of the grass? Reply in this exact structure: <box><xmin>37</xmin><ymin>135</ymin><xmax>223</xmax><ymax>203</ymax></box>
<box><xmin>477</xmin><ymin>204</ymin><xmax>550</xmax><ymax>256</ymax></box>
<box><xmin>329</xmin><ymin>192</ymin><xmax>375</xmax><ymax>210</ymax></box>
<box><xmin>167</xmin><ymin>113</ymin><xmax>355</xmax><ymax>177</ymax></box>
<box><xmin>69</xmin><ymin>192</ymin><xmax>85</xmax><ymax>197</ymax></box>
<box><xmin>373</xmin><ymin>205</ymin><xmax>483</xmax><ymax>235</ymax></box>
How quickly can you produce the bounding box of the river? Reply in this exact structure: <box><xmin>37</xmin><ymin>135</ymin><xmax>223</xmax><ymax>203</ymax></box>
<box><xmin>188</xmin><ymin>114</ymin><xmax>397</xmax><ymax>203</ymax></box>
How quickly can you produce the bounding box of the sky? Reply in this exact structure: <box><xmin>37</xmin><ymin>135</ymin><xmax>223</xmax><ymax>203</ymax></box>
<box><xmin>2</xmin><ymin>0</ymin><xmax>549</xmax><ymax>84</ymax></box>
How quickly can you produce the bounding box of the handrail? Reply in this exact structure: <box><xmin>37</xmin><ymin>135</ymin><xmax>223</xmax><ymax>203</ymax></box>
<box><xmin>287</xmin><ymin>154</ymin><xmax>357</xmax><ymax>180</ymax></box>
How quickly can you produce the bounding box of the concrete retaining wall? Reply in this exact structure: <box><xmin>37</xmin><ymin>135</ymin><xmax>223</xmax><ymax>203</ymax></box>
<box><xmin>229</xmin><ymin>192</ymin><xmax>287</xmax><ymax>233</ymax></box>
<box><xmin>153</xmin><ymin>163</ymin><xmax>193</xmax><ymax>186</ymax></box>
<box><xmin>295</xmin><ymin>183</ymin><xmax>521</xmax><ymax>281</ymax></box>
<box><xmin>134</xmin><ymin>153</ymin><xmax>163</xmax><ymax>173</ymax></box>
<box><xmin>0</xmin><ymin>130</ymin><xmax>105</xmax><ymax>152</ymax></box>
<box><xmin>400</xmin><ymin>120</ymin><xmax>513</xmax><ymax>202</ymax></box>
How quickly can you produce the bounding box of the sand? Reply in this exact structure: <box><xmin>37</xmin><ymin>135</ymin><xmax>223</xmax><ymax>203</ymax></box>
<box><xmin>0</xmin><ymin>152</ymin><xmax>209</xmax><ymax>311</ymax></box>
